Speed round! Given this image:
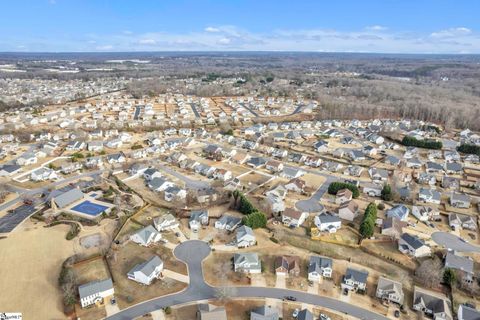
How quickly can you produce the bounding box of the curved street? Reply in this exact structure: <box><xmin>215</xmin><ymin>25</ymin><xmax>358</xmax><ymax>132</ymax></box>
<box><xmin>106</xmin><ymin>240</ymin><xmax>389</xmax><ymax>320</ymax></box>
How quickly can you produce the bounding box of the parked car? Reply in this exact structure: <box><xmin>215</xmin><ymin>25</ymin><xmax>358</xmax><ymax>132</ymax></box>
<box><xmin>284</xmin><ymin>295</ymin><xmax>297</xmax><ymax>301</ymax></box>
<box><xmin>394</xmin><ymin>310</ymin><xmax>400</xmax><ymax>318</ymax></box>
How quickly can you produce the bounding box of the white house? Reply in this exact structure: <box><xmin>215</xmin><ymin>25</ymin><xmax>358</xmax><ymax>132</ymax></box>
<box><xmin>127</xmin><ymin>256</ymin><xmax>163</xmax><ymax>285</ymax></box>
<box><xmin>31</xmin><ymin>167</ymin><xmax>58</xmax><ymax>181</ymax></box>
<box><xmin>281</xmin><ymin>208</ymin><xmax>308</xmax><ymax>227</ymax></box>
<box><xmin>130</xmin><ymin>225</ymin><xmax>162</xmax><ymax>246</ymax></box>
<box><xmin>16</xmin><ymin>153</ymin><xmax>37</xmax><ymax>166</ymax></box>
<box><xmin>398</xmin><ymin>233</ymin><xmax>431</xmax><ymax>258</ymax></box>
<box><xmin>308</xmin><ymin>256</ymin><xmax>333</xmax><ymax>282</ymax></box>
<box><xmin>236</xmin><ymin>225</ymin><xmax>256</xmax><ymax>248</ymax></box>
<box><xmin>314</xmin><ymin>213</ymin><xmax>342</xmax><ymax>233</ymax></box>
<box><xmin>189</xmin><ymin>210</ymin><xmax>209</xmax><ymax>231</ymax></box>
<box><xmin>153</xmin><ymin>214</ymin><xmax>179</xmax><ymax>231</ymax></box>
<box><xmin>78</xmin><ymin>278</ymin><xmax>114</xmax><ymax>308</ymax></box>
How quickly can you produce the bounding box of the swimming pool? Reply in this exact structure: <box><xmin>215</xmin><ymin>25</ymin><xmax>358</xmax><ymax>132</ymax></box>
<box><xmin>70</xmin><ymin>200</ymin><xmax>109</xmax><ymax>217</ymax></box>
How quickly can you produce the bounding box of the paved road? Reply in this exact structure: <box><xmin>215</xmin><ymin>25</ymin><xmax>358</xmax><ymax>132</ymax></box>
<box><xmin>240</xmin><ymin>103</ymin><xmax>259</xmax><ymax>117</ymax></box>
<box><xmin>431</xmin><ymin>232</ymin><xmax>480</xmax><ymax>253</ymax></box>
<box><xmin>106</xmin><ymin>240</ymin><xmax>389</xmax><ymax>320</ymax></box>
<box><xmin>295</xmin><ymin>172</ymin><xmax>336</xmax><ymax>213</ymax></box>
<box><xmin>190</xmin><ymin>103</ymin><xmax>201</xmax><ymax>118</ymax></box>
<box><xmin>158</xmin><ymin>164</ymin><xmax>211</xmax><ymax>191</ymax></box>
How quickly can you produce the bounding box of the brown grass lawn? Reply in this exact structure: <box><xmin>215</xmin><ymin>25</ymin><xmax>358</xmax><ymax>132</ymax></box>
<box><xmin>75</xmin><ymin>304</ymin><xmax>107</xmax><ymax>320</ymax></box>
<box><xmin>133</xmin><ymin>205</ymin><xmax>170</xmax><ymax>226</ymax></box>
<box><xmin>116</xmin><ymin>219</ymin><xmax>144</xmax><ymax>241</ymax></box>
<box><xmin>203</xmin><ymin>251</ymin><xmax>250</xmax><ymax>286</ymax></box>
<box><xmin>108</xmin><ymin>242</ymin><xmax>187</xmax><ymax>309</ymax></box>
<box><xmin>239</xmin><ymin>171</ymin><xmax>271</xmax><ymax>186</ymax></box>
<box><xmin>166</xmin><ymin>299</ymin><xmax>265</xmax><ymax>320</ymax></box>
<box><xmin>73</xmin><ymin>256</ymin><xmax>110</xmax><ymax>284</ymax></box>
<box><xmin>0</xmin><ymin>221</ymin><xmax>76</xmax><ymax>320</ymax></box>
<box><xmin>362</xmin><ymin>240</ymin><xmax>418</xmax><ymax>271</ymax></box>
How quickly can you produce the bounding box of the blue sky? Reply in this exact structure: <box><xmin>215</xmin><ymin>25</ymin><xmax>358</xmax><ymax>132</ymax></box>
<box><xmin>1</xmin><ymin>0</ymin><xmax>479</xmax><ymax>53</ymax></box>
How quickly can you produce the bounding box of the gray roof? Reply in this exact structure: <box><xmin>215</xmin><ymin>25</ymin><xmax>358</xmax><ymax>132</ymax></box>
<box><xmin>344</xmin><ymin>267</ymin><xmax>368</xmax><ymax>284</ymax></box>
<box><xmin>308</xmin><ymin>256</ymin><xmax>333</xmax><ymax>273</ymax></box>
<box><xmin>234</xmin><ymin>252</ymin><xmax>260</xmax><ymax>265</ymax></box>
<box><xmin>401</xmin><ymin>233</ymin><xmax>425</xmax><ymax>249</ymax></box>
<box><xmin>458</xmin><ymin>305</ymin><xmax>480</xmax><ymax>320</ymax></box>
<box><xmin>54</xmin><ymin>188</ymin><xmax>84</xmax><ymax>208</ymax></box>
<box><xmin>297</xmin><ymin>309</ymin><xmax>314</xmax><ymax>320</ymax></box>
<box><xmin>0</xmin><ymin>164</ymin><xmax>21</xmax><ymax>173</ymax></box>
<box><xmin>250</xmin><ymin>305</ymin><xmax>279</xmax><ymax>320</ymax></box>
<box><xmin>445</xmin><ymin>253</ymin><xmax>474</xmax><ymax>274</ymax></box>
<box><xmin>128</xmin><ymin>255</ymin><xmax>163</xmax><ymax>278</ymax></box>
<box><xmin>78</xmin><ymin>278</ymin><xmax>113</xmax><ymax>299</ymax></box>
<box><xmin>317</xmin><ymin>213</ymin><xmax>341</xmax><ymax>224</ymax></box>
<box><xmin>133</xmin><ymin>225</ymin><xmax>159</xmax><ymax>244</ymax></box>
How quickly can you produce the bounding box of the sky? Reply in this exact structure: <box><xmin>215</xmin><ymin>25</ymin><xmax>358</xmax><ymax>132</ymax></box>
<box><xmin>1</xmin><ymin>0</ymin><xmax>480</xmax><ymax>53</ymax></box>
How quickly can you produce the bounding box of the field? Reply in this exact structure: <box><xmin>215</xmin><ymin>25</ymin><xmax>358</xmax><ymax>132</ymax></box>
<box><xmin>0</xmin><ymin>220</ymin><xmax>76</xmax><ymax>320</ymax></box>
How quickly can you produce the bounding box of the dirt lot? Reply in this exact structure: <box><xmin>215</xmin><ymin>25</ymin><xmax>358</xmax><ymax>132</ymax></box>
<box><xmin>0</xmin><ymin>220</ymin><xmax>76</xmax><ymax>320</ymax></box>
<box><xmin>108</xmin><ymin>242</ymin><xmax>187</xmax><ymax>309</ymax></box>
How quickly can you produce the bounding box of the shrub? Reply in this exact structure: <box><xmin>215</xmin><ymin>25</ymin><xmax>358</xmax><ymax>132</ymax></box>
<box><xmin>269</xmin><ymin>237</ymin><xmax>279</xmax><ymax>243</ymax></box>
<box><xmin>401</xmin><ymin>136</ymin><xmax>442</xmax><ymax>149</ymax></box>
<box><xmin>327</xmin><ymin>182</ymin><xmax>359</xmax><ymax>198</ymax></box>
<box><xmin>242</xmin><ymin>211</ymin><xmax>267</xmax><ymax>229</ymax></box>
<box><xmin>457</xmin><ymin>144</ymin><xmax>480</xmax><ymax>156</ymax></box>
<box><xmin>377</xmin><ymin>203</ymin><xmax>385</xmax><ymax>210</ymax></box>
<box><xmin>381</xmin><ymin>184</ymin><xmax>393</xmax><ymax>201</ymax></box>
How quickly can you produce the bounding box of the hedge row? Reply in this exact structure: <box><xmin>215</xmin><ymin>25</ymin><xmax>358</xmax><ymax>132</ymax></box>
<box><xmin>401</xmin><ymin>136</ymin><xmax>442</xmax><ymax>150</ymax></box>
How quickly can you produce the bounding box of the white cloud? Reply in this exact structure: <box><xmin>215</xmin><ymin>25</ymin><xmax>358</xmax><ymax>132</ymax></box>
<box><xmin>366</xmin><ymin>25</ymin><xmax>387</xmax><ymax>31</ymax></box>
<box><xmin>217</xmin><ymin>37</ymin><xmax>231</xmax><ymax>45</ymax></box>
<box><xmin>138</xmin><ymin>39</ymin><xmax>157</xmax><ymax>45</ymax></box>
<box><xmin>430</xmin><ymin>27</ymin><xmax>472</xmax><ymax>38</ymax></box>
<box><xmin>205</xmin><ymin>27</ymin><xmax>220</xmax><ymax>33</ymax></box>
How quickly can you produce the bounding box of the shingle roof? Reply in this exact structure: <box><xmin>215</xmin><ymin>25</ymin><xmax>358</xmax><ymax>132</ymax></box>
<box><xmin>78</xmin><ymin>278</ymin><xmax>113</xmax><ymax>299</ymax></box>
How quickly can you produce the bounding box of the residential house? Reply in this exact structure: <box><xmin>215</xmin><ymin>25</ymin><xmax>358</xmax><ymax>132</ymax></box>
<box><xmin>376</xmin><ymin>276</ymin><xmax>404</xmax><ymax>305</ymax></box>
<box><xmin>164</xmin><ymin>185</ymin><xmax>186</xmax><ymax>202</ymax></box>
<box><xmin>444</xmin><ymin>252</ymin><xmax>474</xmax><ymax>284</ymax></box>
<box><xmin>426</xmin><ymin>161</ymin><xmax>445</xmax><ymax>174</ymax></box>
<box><xmin>282</xmin><ymin>208</ymin><xmax>308</xmax><ymax>227</ymax></box>
<box><xmin>335</xmin><ymin>188</ymin><xmax>353</xmax><ymax>204</ymax></box>
<box><xmin>189</xmin><ymin>210</ymin><xmax>209</xmax><ymax>231</ymax></box>
<box><xmin>265</xmin><ymin>159</ymin><xmax>284</xmax><ymax>173</ymax></box>
<box><xmin>0</xmin><ymin>164</ymin><xmax>21</xmax><ymax>176</ymax></box>
<box><xmin>78</xmin><ymin>278</ymin><xmax>114</xmax><ymax>308</ymax></box>
<box><xmin>381</xmin><ymin>217</ymin><xmax>407</xmax><ymax>240</ymax></box>
<box><xmin>442</xmin><ymin>176</ymin><xmax>460</xmax><ymax>190</ymax></box>
<box><xmin>236</xmin><ymin>225</ymin><xmax>256</xmax><ymax>248</ymax></box>
<box><xmin>250</xmin><ymin>305</ymin><xmax>279</xmax><ymax>320</ymax></box>
<box><xmin>412</xmin><ymin>286</ymin><xmax>452</xmax><ymax>320</ymax></box>
<box><xmin>398</xmin><ymin>233</ymin><xmax>431</xmax><ymax>258</ymax></box>
<box><xmin>450</xmin><ymin>193</ymin><xmax>471</xmax><ymax>209</ymax></box>
<box><xmin>296</xmin><ymin>309</ymin><xmax>314</xmax><ymax>320</ymax></box>
<box><xmin>280</xmin><ymin>167</ymin><xmax>305</xmax><ymax>179</ymax></box>
<box><xmin>87</xmin><ymin>141</ymin><xmax>104</xmax><ymax>152</ymax></box>
<box><xmin>363</xmin><ymin>183</ymin><xmax>382</xmax><ymax>197</ymax></box>
<box><xmin>127</xmin><ymin>256</ymin><xmax>163</xmax><ymax>285</ymax></box>
<box><xmin>412</xmin><ymin>206</ymin><xmax>440</xmax><ymax>222</ymax></box>
<box><xmin>144</xmin><ymin>168</ymin><xmax>162</xmax><ymax>181</ymax></box>
<box><xmin>233</xmin><ymin>253</ymin><xmax>261</xmax><ymax>273</ymax></box>
<box><xmin>274</xmin><ymin>255</ymin><xmax>300</xmax><ymax>277</ymax></box>
<box><xmin>31</xmin><ymin>167</ymin><xmax>58</xmax><ymax>181</ymax></box>
<box><xmin>368</xmin><ymin>167</ymin><xmax>389</xmax><ymax>181</ymax></box>
<box><xmin>16</xmin><ymin>152</ymin><xmax>37</xmax><ymax>166</ymax></box>
<box><xmin>314</xmin><ymin>213</ymin><xmax>342</xmax><ymax>233</ymax></box>
<box><xmin>342</xmin><ymin>268</ymin><xmax>369</xmax><ymax>292</ymax></box>
<box><xmin>213</xmin><ymin>169</ymin><xmax>232</xmax><ymax>181</ymax></box>
<box><xmin>130</xmin><ymin>225</ymin><xmax>162</xmax><ymax>246</ymax></box>
<box><xmin>107</xmin><ymin>152</ymin><xmax>126</xmax><ymax>164</ymax></box>
<box><xmin>148</xmin><ymin>177</ymin><xmax>174</xmax><ymax>192</ymax></box>
<box><xmin>284</xmin><ymin>178</ymin><xmax>306</xmax><ymax>194</ymax></box>
<box><xmin>445</xmin><ymin>162</ymin><xmax>463</xmax><ymax>175</ymax></box>
<box><xmin>406</xmin><ymin>157</ymin><xmax>423</xmax><ymax>169</ymax></box>
<box><xmin>449</xmin><ymin>213</ymin><xmax>477</xmax><ymax>231</ymax></box>
<box><xmin>197</xmin><ymin>304</ymin><xmax>227</xmax><ymax>320</ymax></box>
<box><xmin>385</xmin><ymin>155</ymin><xmax>401</xmax><ymax>166</ymax></box>
<box><xmin>153</xmin><ymin>214</ymin><xmax>179</xmax><ymax>231</ymax></box>
<box><xmin>338</xmin><ymin>201</ymin><xmax>359</xmax><ymax>221</ymax></box>
<box><xmin>457</xmin><ymin>305</ymin><xmax>480</xmax><ymax>320</ymax></box>
<box><xmin>308</xmin><ymin>256</ymin><xmax>333</xmax><ymax>281</ymax></box>
<box><xmin>215</xmin><ymin>215</ymin><xmax>242</xmax><ymax>231</ymax></box>
<box><xmin>418</xmin><ymin>188</ymin><xmax>441</xmax><ymax>205</ymax></box>
<box><xmin>386</xmin><ymin>205</ymin><xmax>410</xmax><ymax>221</ymax></box>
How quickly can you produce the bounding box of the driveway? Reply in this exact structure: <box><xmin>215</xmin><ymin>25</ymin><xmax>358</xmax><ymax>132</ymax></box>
<box><xmin>431</xmin><ymin>232</ymin><xmax>480</xmax><ymax>253</ymax></box>
<box><xmin>106</xmin><ymin>240</ymin><xmax>389</xmax><ymax>320</ymax></box>
<box><xmin>158</xmin><ymin>164</ymin><xmax>211</xmax><ymax>191</ymax></box>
